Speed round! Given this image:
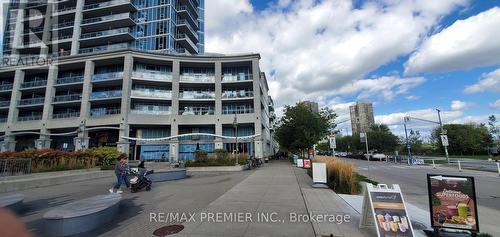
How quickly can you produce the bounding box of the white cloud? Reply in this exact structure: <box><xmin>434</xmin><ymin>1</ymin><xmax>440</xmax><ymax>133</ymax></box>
<box><xmin>450</xmin><ymin>100</ymin><xmax>470</xmax><ymax>111</ymax></box>
<box><xmin>464</xmin><ymin>68</ymin><xmax>500</xmax><ymax>94</ymax></box>
<box><xmin>405</xmin><ymin>7</ymin><xmax>500</xmax><ymax>74</ymax></box>
<box><xmin>205</xmin><ymin>0</ymin><xmax>468</xmax><ymax>107</ymax></box>
<box><xmin>490</xmin><ymin>99</ymin><xmax>500</xmax><ymax>110</ymax></box>
<box><xmin>405</xmin><ymin>95</ymin><xmax>420</xmax><ymax>101</ymax></box>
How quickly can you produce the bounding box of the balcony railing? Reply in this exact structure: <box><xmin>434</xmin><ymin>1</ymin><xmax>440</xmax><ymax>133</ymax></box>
<box><xmin>222</xmin><ymin>74</ymin><xmax>253</xmax><ymax>82</ymax></box>
<box><xmin>131</xmin><ymin>90</ymin><xmax>172</xmax><ymax>99</ymax></box>
<box><xmin>53</xmin><ymin>112</ymin><xmax>80</xmax><ymax>119</ymax></box>
<box><xmin>56</xmin><ymin>76</ymin><xmax>84</xmax><ymax>85</ymax></box>
<box><xmin>176</xmin><ymin>5</ymin><xmax>198</xmax><ymax>27</ymax></box>
<box><xmin>179</xmin><ymin>107</ymin><xmax>215</xmax><ymax>115</ymax></box>
<box><xmin>92</xmin><ymin>72</ymin><xmax>124</xmax><ymax>82</ymax></box>
<box><xmin>0</xmin><ymin>117</ymin><xmax>7</xmax><ymax>123</ymax></box>
<box><xmin>180</xmin><ymin>74</ymin><xmax>215</xmax><ymax>83</ymax></box>
<box><xmin>21</xmin><ymin>80</ymin><xmax>47</xmax><ymax>88</ymax></box>
<box><xmin>19</xmin><ymin>97</ymin><xmax>45</xmax><ymax>106</ymax></box>
<box><xmin>132</xmin><ymin>71</ymin><xmax>172</xmax><ymax>81</ymax></box>
<box><xmin>53</xmin><ymin>94</ymin><xmax>82</xmax><ymax>103</ymax></box>
<box><xmin>131</xmin><ymin>107</ymin><xmax>171</xmax><ymax>115</ymax></box>
<box><xmin>179</xmin><ymin>91</ymin><xmax>215</xmax><ymax>99</ymax></box>
<box><xmin>222</xmin><ymin>107</ymin><xmax>255</xmax><ymax>114</ymax></box>
<box><xmin>79</xmin><ymin>42</ymin><xmax>129</xmax><ymax>54</ymax></box>
<box><xmin>83</xmin><ymin>0</ymin><xmax>134</xmax><ymax>10</ymax></box>
<box><xmin>81</xmin><ymin>27</ymin><xmax>132</xmax><ymax>39</ymax></box>
<box><xmin>176</xmin><ymin>19</ymin><xmax>198</xmax><ymax>39</ymax></box>
<box><xmin>222</xmin><ymin>91</ymin><xmax>254</xmax><ymax>98</ymax></box>
<box><xmin>0</xmin><ymin>84</ymin><xmax>13</xmax><ymax>91</ymax></box>
<box><xmin>18</xmin><ymin>115</ymin><xmax>42</xmax><ymax>122</ymax></box>
<box><xmin>56</xmin><ymin>6</ymin><xmax>76</xmax><ymax>13</ymax></box>
<box><xmin>53</xmin><ymin>21</ymin><xmax>74</xmax><ymax>29</ymax></box>
<box><xmin>90</xmin><ymin>108</ymin><xmax>121</xmax><ymax>117</ymax></box>
<box><xmin>0</xmin><ymin>101</ymin><xmax>10</xmax><ymax>107</ymax></box>
<box><xmin>90</xmin><ymin>90</ymin><xmax>122</xmax><ymax>99</ymax></box>
<box><xmin>81</xmin><ymin>13</ymin><xmax>132</xmax><ymax>25</ymax></box>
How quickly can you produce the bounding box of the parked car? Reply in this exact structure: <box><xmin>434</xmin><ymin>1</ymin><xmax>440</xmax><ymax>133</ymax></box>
<box><xmin>364</xmin><ymin>151</ymin><xmax>386</xmax><ymax>161</ymax></box>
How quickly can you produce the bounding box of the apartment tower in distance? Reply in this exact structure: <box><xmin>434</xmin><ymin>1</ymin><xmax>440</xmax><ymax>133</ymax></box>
<box><xmin>0</xmin><ymin>0</ymin><xmax>277</xmax><ymax>161</ymax></box>
<box><xmin>349</xmin><ymin>101</ymin><xmax>374</xmax><ymax>134</ymax></box>
<box><xmin>302</xmin><ymin>100</ymin><xmax>319</xmax><ymax>113</ymax></box>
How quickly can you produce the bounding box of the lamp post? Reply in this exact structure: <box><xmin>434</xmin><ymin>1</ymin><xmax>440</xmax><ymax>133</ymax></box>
<box><xmin>233</xmin><ymin>114</ymin><xmax>238</xmax><ymax>165</ymax></box>
<box><xmin>436</xmin><ymin>109</ymin><xmax>450</xmax><ymax>163</ymax></box>
<box><xmin>403</xmin><ymin>116</ymin><xmax>412</xmax><ymax>165</ymax></box>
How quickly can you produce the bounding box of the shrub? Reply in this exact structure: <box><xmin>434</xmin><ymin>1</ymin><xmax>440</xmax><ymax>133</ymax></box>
<box><xmin>312</xmin><ymin>156</ymin><xmax>359</xmax><ymax>194</ymax></box>
<box><xmin>194</xmin><ymin>150</ymin><xmax>209</xmax><ymax>163</ymax></box>
<box><xmin>0</xmin><ymin>147</ymin><xmax>126</xmax><ymax>173</ymax></box>
<box><xmin>214</xmin><ymin>149</ymin><xmax>229</xmax><ymax>159</ymax></box>
<box><xmin>185</xmin><ymin>151</ymin><xmax>250</xmax><ymax>167</ymax></box>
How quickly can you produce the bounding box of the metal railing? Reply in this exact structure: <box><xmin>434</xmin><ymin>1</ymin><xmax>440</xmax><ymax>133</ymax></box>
<box><xmin>90</xmin><ymin>90</ymin><xmax>122</xmax><ymax>99</ymax></box>
<box><xmin>90</xmin><ymin>108</ymin><xmax>121</xmax><ymax>117</ymax></box>
<box><xmin>0</xmin><ymin>101</ymin><xmax>11</xmax><ymax>107</ymax></box>
<box><xmin>81</xmin><ymin>27</ymin><xmax>132</xmax><ymax>39</ymax></box>
<box><xmin>53</xmin><ymin>112</ymin><xmax>80</xmax><ymax>119</ymax></box>
<box><xmin>19</xmin><ymin>97</ymin><xmax>45</xmax><ymax>106</ymax></box>
<box><xmin>56</xmin><ymin>76</ymin><xmax>84</xmax><ymax>85</ymax></box>
<box><xmin>0</xmin><ymin>84</ymin><xmax>13</xmax><ymax>91</ymax></box>
<box><xmin>79</xmin><ymin>42</ymin><xmax>129</xmax><ymax>54</ymax></box>
<box><xmin>131</xmin><ymin>109</ymin><xmax>171</xmax><ymax>115</ymax></box>
<box><xmin>180</xmin><ymin>74</ymin><xmax>215</xmax><ymax>83</ymax></box>
<box><xmin>132</xmin><ymin>71</ymin><xmax>172</xmax><ymax>81</ymax></box>
<box><xmin>222</xmin><ymin>91</ymin><xmax>254</xmax><ymax>98</ymax></box>
<box><xmin>18</xmin><ymin>114</ymin><xmax>42</xmax><ymax>121</ymax></box>
<box><xmin>53</xmin><ymin>94</ymin><xmax>82</xmax><ymax>102</ymax></box>
<box><xmin>1</xmin><ymin>158</ymin><xmax>32</xmax><ymax>179</ymax></box>
<box><xmin>176</xmin><ymin>19</ymin><xmax>198</xmax><ymax>39</ymax></box>
<box><xmin>176</xmin><ymin>5</ymin><xmax>198</xmax><ymax>27</ymax></box>
<box><xmin>179</xmin><ymin>107</ymin><xmax>215</xmax><ymax>115</ymax></box>
<box><xmin>81</xmin><ymin>13</ymin><xmax>133</xmax><ymax>25</ymax></box>
<box><xmin>53</xmin><ymin>21</ymin><xmax>74</xmax><ymax>29</ymax></box>
<box><xmin>92</xmin><ymin>72</ymin><xmax>124</xmax><ymax>81</ymax></box>
<box><xmin>222</xmin><ymin>74</ymin><xmax>253</xmax><ymax>82</ymax></box>
<box><xmin>0</xmin><ymin>117</ymin><xmax>7</xmax><ymax>123</ymax></box>
<box><xmin>222</xmin><ymin>107</ymin><xmax>255</xmax><ymax>114</ymax></box>
<box><xmin>131</xmin><ymin>90</ymin><xmax>172</xmax><ymax>99</ymax></box>
<box><xmin>179</xmin><ymin>91</ymin><xmax>215</xmax><ymax>99</ymax></box>
<box><xmin>56</xmin><ymin>6</ymin><xmax>76</xmax><ymax>13</ymax></box>
<box><xmin>21</xmin><ymin>80</ymin><xmax>47</xmax><ymax>88</ymax></box>
<box><xmin>83</xmin><ymin>0</ymin><xmax>134</xmax><ymax>10</ymax></box>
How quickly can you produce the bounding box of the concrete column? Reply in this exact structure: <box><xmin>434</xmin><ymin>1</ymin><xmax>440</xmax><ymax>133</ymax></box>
<box><xmin>74</xmin><ymin>122</ymin><xmax>89</xmax><ymax>151</ymax></box>
<box><xmin>214</xmin><ymin>61</ymin><xmax>223</xmax><ymax>149</ymax></box>
<box><xmin>117</xmin><ymin>55</ymin><xmax>133</xmax><ymax>156</ymax></box>
<box><xmin>169</xmin><ymin>141</ymin><xmax>179</xmax><ymax>163</ymax></box>
<box><xmin>37</xmin><ymin>65</ymin><xmax>58</xmax><ymax>149</ymax></box>
<box><xmin>11</xmin><ymin>3</ymin><xmax>25</xmax><ymax>59</ymax></box>
<box><xmin>171</xmin><ymin>60</ymin><xmax>180</xmax><ymax>119</ymax></box>
<box><xmin>1</xmin><ymin>132</ymin><xmax>17</xmax><ymax>152</ymax></box>
<box><xmin>70</xmin><ymin>0</ymin><xmax>85</xmax><ymax>55</ymax></box>
<box><xmin>79</xmin><ymin>60</ymin><xmax>94</xmax><ymax>120</ymax></box>
<box><xmin>7</xmin><ymin>69</ymin><xmax>24</xmax><ymax>126</ymax></box>
<box><xmin>39</xmin><ymin>1</ymin><xmax>54</xmax><ymax>57</ymax></box>
<box><xmin>252</xmin><ymin>58</ymin><xmax>264</xmax><ymax>158</ymax></box>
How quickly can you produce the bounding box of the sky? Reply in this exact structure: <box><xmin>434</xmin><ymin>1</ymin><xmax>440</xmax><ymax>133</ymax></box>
<box><xmin>204</xmin><ymin>0</ymin><xmax>500</xmax><ymax>137</ymax></box>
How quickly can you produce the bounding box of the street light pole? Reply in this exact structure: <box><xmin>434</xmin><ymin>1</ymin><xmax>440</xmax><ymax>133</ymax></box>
<box><xmin>403</xmin><ymin>117</ymin><xmax>412</xmax><ymax>165</ymax></box>
<box><xmin>436</xmin><ymin>109</ymin><xmax>450</xmax><ymax>163</ymax></box>
<box><xmin>233</xmin><ymin>114</ymin><xmax>238</xmax><ymax>165</ymax></box>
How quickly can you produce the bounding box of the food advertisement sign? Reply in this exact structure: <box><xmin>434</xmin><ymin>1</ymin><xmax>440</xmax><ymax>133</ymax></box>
<box><xmin>370</xmin><ymin>191</ymin><xmax>414</xmax><ymax>237</ymax></box>
<box><xmin>427</xmin><ymin>174</ymin><xmax>479</xmax><ymax>232</ymax></box>
<box><xmin>303</xmin><ymin>159</ymin><xmax>311</xmax><ymax>168</ymax></box>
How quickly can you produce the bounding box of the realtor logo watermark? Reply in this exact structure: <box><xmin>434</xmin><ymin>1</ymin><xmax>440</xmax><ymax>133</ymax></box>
<box><xmin>1</xmin><ymin>1</ymin><xmax>65</xmax><ymax>68</ymax></box>
<box><xmin>150</xmin><ymin>212</ymin><xmax>351</xmax><ymax>224</ymax></box>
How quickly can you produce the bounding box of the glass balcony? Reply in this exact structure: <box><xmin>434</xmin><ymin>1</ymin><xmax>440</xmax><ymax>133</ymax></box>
<box><xmin>90</xmin><ymin>107</ymin><xmax>121</xmax><ymax>117</ymax></box>
<box><xmin>0</xmin><ymin>84</ymin><xmax>13</xmax><ymax>91</ymax></box>
<box><xmin>81</xmin><ymin>13</ymin><xmax>133</xmax><ymax>25</ymax></box>
<box><xmin>90</xmin><ymin>90</ymin><xmax>122</xmax><ymax>99</ymax></box>
<box><xmin>179</xmin><ymin>91</ymin><xmax>215</xmax><ymax>99</ymax></box>
<box><xmin>176</xmin><ymin>34</ymin><xmax>198</xmax><ymax>54</ymax></box>
<box><xmin>0</xmin><ymin>101</ymin><xmax>10</xmax><ymax>107</ymax></box>
<box><xmin>131</xmin><ymin>90</ymin><xmax>172</xmax><ymax>99</ymax></box>
<box><xmin>19</xmin><ymin>97</ymin><xmax>45</xmax><ymax>106</ymax></box>
<box><xmin>222</xmin><ymin>105</ymin><xmax>254</xmax><ymax>114</ymax></box>
<box><xmin>131</xmin><ymin>105</ymin><xmax>171</xmax><ymax>115</ymax></box>
<box><xmin>92</xmin><ymin>72</ymin><xmax>124</xmax><ymax>82</ymax></box>
<box><xmin>53</xmin><ymin>94</ymin><xmax>82</xmax><ymax>103</ymax></box>
<box><xmin>222</xmin><ymin>74</ymin><xmax>253</xmax><ymax>82</ymax></box>
<box><xmin>180</xmin><ymin>74</ymin><xmax>215</xmax><ymax>83</ymax></box>
<box><xmin>56</xmin><ymin>76</ymin><xmax>84</xmax><ymax>85</ymax></box>
<box><xmin>53</xmin><ymin>21</ymin><xmax>74</xmax><ymax>29</ymax></box>
<box><xmin>222</xmin><ymin>90</ymin><xmax>254</xmax><ymax>98</ymax></box>
<box><xmin>176</xmin><ymin>19</ymin><xmax>198</xmax><ymax>40</ymax></box>
<box><xmin>79</xmin><ymin>42</ymin><xmax>129</xmax><ymax>54</ymax></box>
<box><xmin>179</xmin><ymin>106</ymin><xmax>215</xmax><ymax>115</ymax></box>
<box><xmin>21</xmin><ymin>80</ymin><xmax>47</xmax><ymax>88</ymax></box>
<box><xmin>0</xmin><ymin>117</ymin><xmax>7</xmax><ymax>123</ymax></box>
<box><xmin>81</xmin><ymin>28</ymin><xmax>132</xmax><ymax>40</ymax></box>
<box><xmin>132</xmin><ymin>71</ymin><xmax>172</xmax><ymax>81</ymax></box>
<box><xmin>55</xmin><ymin>6</ymin><xmax>76</xmax><ymax>14</ymax></box>
<box><xmin>18</xmin><ymin>114</ymin><xmax>42</xmax><ymax>122</ymax></box>
<box><xmin>53</xmin><ymin>112</ymin><xmax>80</xmax><ymax>119</ymax></box>
<box><xmin>83</xmin><ymin>0</ymin><xmax>136</xmax><ymax>11</ymax></box>
<box><xmin>176</xmin><ymin>5</ymin><xmax>198</xmax><ymax>27</ymax></box>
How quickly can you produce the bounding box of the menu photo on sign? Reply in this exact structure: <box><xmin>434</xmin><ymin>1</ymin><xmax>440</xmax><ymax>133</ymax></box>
<box><xmin>427</xmin><ymin>174</ymin><xmax>479</xmax><ymax>233</ymax></box>
<box><xmin>360</xmin><ymin>184</ymin><xmax>415</xmax><ymax>237</ymax></box>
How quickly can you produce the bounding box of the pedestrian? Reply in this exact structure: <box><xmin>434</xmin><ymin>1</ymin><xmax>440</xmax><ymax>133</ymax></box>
<box><xmin>109</xmin><ymin>157</ymin><xmax>127</xmax><ymax>194</ymax></box>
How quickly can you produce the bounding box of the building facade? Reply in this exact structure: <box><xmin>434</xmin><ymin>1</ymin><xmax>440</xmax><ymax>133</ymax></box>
<box><xmin>2</xmin><ymin>0</ymin><xmax>204</xmax><ymax>59</ymax></box>
<box><xmin>349</xmin><ymin>101</ymin><xmax>374</xmax><ymax>135</ymax></box>
<box><xmin>302</xmin><ymin>100</ymin><xmax>319</xmax><ymax>114</ymax></box>
<box><xmin>0</xmin><ymin>49</ymin><xmax>276</xmax><ymax>160</ymax></box>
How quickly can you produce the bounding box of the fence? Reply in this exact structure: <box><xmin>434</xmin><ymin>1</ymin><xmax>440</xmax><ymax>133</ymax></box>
<box><xmin>1</xmin><ymin>158</ymin><xmax>32</xmax><ymax>178</ymax></box>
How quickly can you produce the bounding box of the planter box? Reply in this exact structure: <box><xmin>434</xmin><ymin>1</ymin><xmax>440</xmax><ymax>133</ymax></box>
<box><xmin>186</xmin><ymin>165</ymin><xmax>244</xmax><ymax>172</ymax></box>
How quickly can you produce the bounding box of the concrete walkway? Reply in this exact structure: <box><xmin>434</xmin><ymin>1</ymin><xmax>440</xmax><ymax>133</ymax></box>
<box><xmin>173</xmin><ymin>161</ymin><xmax>315</xmax><ymax>237</ymax></box>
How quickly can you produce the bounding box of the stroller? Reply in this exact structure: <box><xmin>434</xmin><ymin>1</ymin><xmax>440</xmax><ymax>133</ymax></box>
<box><xmin>130</xmin><ymin>167</ymin><xmax>154</xmax><ymax>193</ymax></box>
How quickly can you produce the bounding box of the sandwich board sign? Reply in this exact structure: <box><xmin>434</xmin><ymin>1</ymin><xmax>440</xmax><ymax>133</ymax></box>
<box><xmin>360</xmin><ymin>183</ymin><xmax>415</xmax><ymax>237</ymax></box>
<box><xmin>297</xmin><ymin>159</ymin><xmax>304</xmax><ymax>168</ymax></box>
<box><xmin>303</xmin><ymin>159</ymin><xmax>311</xmax><ymax>168</ymax></box>
<box><xmin>312</xmin><ymin>162</ymin><xmax>327</xmax><ymax>184</ymax></box>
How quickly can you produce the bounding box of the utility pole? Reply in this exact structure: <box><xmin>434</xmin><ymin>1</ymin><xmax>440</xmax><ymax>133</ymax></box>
<box><xmin>403</xmin><ymin>117</ymin><xmax>412</xmax><ymax>165</ymax></box>
<box><xmin>436</xmin><ymin>109</ymin><xmax>450</xmax><ymax>163</ymax></box>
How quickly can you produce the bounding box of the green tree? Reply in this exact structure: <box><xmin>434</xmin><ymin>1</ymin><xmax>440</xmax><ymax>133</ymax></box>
<box><xmin>274</xmin><ymin>102</ymin><xmax>336</xmax><ymax>156</ymax></box>
<box><xmin>431</xmin><ymin>124</ymin><xmax>493</xmax><ymax>156</ymax></box>
<box><xmin>488</xmin><ymin>115</ymin><xmax>499</xmax><ymax>146</ymax></box>
<box><xmin>316</xmin><ymin>141</ymin><xmax>330</xmax><ymax>153</ymax></box>
<box><xmin>366</xmin><ymin>124</ymin><xmax>399</xmax><ymax>153</ymax></box>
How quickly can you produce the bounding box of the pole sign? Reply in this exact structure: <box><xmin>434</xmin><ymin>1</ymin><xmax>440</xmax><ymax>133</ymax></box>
<box><xmin>360</xmin><ymin>132</ymin><xmax>367</xmax><ymax>143</ymax></box>
<box><xmin>303</xmin><ymin>159</ymin><xmax>311</xmax><ymax>168</ymax></box>
<box><xmin>297</xmin><ymin>159</ymin><xmax>304</xmax><ymax>168</ymax></box>
<box><xmin>427</xmin><ymin>174</ymin><xmax>479</xmax><ymax>233</ymax></box>
<box><xmin>440</xmin><ymin>135</ymin><xmax>449</xmax><ymax>147</ymax></box>
<box><xmin>360</xmin><ymin>184</ymin><xmax>415</xmax><ymax>237</ymax></box>
<box><xmin>312</xmin><ymin>162</ymin><xmax>327</xmax><ymax>184</ymax></box>
<box><xmin>329</xmin><ymin>136</ymin><xmax>336</xmax><ymax>149</ymax></box>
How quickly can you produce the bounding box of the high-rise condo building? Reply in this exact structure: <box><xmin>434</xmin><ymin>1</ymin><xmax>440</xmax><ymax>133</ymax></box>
<box><xmin>349</xmin><ymin>101</ymin><xmax>375</xmax><ymax>135</ymax></box>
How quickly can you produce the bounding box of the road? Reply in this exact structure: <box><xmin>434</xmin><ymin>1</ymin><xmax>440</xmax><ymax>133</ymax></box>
<box><xmin>341</xmin><ymin>158</ymin><xmax>500</xmax><ymax>236</ymax></box>
<box><xmin>14</xmin><ymin>170</ymin><xmax>253</xmax><ymax>237</ymax></box>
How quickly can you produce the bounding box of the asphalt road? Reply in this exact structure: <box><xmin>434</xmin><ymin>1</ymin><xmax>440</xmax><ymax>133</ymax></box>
<box><xmin>341</xmin><ymin>158</ymin><xmax>500</xmax><ymax>236</ymax></box>
<box><xmin>13</xmin><ymin>170</ymin><xmax>253</xmax><ymax>237</ymax></box>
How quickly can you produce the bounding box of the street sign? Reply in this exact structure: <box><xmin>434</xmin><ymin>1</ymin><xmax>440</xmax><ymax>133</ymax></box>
<box><xmin>360</xmin><ymin>183</ymin><xmax>415</xmax><ymax>237</ymax></box>
<box><xmin>329</xmin><ymin>136</ymin><xmax>336</xmax><ymax>149</ymax></box>
<box><xmin>360</xmin><ymin>132</ymin><xmax>367</xmax><ymax>143</ymax></box>
<box><xmin>427</xmin><ymin>174</ymin><xmax>479</xmax><ymax>233</ymax></box>
<box><xmin>440</xmin><ymin>135</ymin><xmax>449</xmax><ymax>146</ymax></box>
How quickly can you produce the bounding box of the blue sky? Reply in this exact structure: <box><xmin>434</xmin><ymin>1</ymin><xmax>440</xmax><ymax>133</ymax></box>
<box><xmin>205</xmin><ymin>0</ymin><xmax>500</xmax><ymax>136</ymax></box>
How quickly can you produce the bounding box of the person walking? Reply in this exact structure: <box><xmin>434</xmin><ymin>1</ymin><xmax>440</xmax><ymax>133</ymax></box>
<box><xmin>110</xmin><ymin>157</ymin><xmax>127</xmax><ymax>194</ymax></box>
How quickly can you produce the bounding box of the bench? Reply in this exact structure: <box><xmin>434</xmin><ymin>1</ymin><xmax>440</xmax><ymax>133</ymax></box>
<box><xmin>43</xmin><ymin>193</ymin><xmax>121</xmax><ymax>236</ymax></box>
<box><xmin>0</xmin><ymin>193</ymin><xmax>24</xmax><ymax>213</ymax></box>
<box><xmin>148</xmin><ymin>169</ymin><xmax>187</xmax><ymax>182</ymax></box>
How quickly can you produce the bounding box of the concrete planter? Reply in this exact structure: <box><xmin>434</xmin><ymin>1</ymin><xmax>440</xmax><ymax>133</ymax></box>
<box><xmin>186</xmin><ymin>165</ymin><xmax>244</xmax><ymax>172</ymax></box>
